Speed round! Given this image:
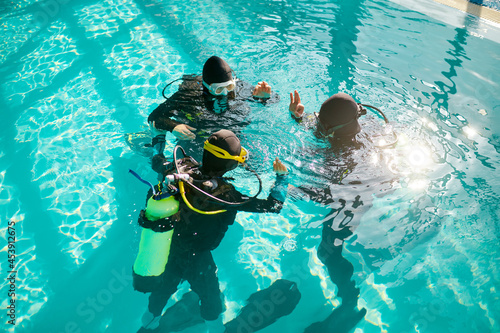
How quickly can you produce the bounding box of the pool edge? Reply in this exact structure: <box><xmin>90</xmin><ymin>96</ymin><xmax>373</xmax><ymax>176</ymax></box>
<box><xmin>433</xmin><ymin>0</ymin><xmax>500</xmax><ymax>24</ymax></box>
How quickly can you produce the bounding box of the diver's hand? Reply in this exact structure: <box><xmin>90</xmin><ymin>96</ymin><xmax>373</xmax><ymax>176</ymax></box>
<box><xmin>172</xmin><ymin>124</ymin><xmax>196</xmax><ymax>140</ymax></box>
<box><xmin>273</xmin><ymin>157</ymin><xmax>288</xmax><ymax>175</ymax></box>
<box><xmin>289</xmin><ymin>90</ymin><xmax>304</xmax><ymax>118</ymax></box>
<box><xmin>253</xmin><ymin>81</ymin><xmax>272</xmax><ymax>99</ymax></box>
<box><xmin>149</xmin><ymin>121</ymin><xmax>167</xmax><ymax>137</ymax></box>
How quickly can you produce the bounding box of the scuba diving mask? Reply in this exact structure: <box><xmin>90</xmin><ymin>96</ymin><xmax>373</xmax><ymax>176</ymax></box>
<box><xmin>315</xmin><ymin>102</ymin><xmax>367</xmax><ymax>138</ymax></box>
<box><xmin>202</xmin><ymin>79</ymin><xmax>236</xmax><ymax>96</ymax></box>
<box><xmin>314</xmin><ymin>103</ymin><xmax>366</xmax><ymax>138</ymax></box>
<box><xmin>203</xmin><ymin>140</ymin><xmax>248</xmax><ymax>164</ymax></box>
<box><xmin>315</xmin><ymin>112</ymin><xmax>356</xmax><ymax>138</ymax></box>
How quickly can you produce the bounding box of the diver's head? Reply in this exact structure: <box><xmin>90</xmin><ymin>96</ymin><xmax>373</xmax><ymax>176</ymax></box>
<box><xmin>202</xmin><ymin>129</ymin><xmax>248</xmax><ymax>176</ymax></box>
<box><xmin>316</xmin><ymin>93</ymin><xmax>361</xmax><ymax>139</ymax></box>
<box><xmin>202</xmin><ymin>56</ymin><xmax>235</xmax><ymax>96</ymax></box>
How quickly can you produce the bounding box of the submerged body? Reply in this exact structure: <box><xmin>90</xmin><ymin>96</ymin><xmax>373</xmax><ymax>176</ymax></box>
<box><xmin>128</xmin><ymin>56</ymin><xmax>269</xmax><ymax>159</ymax></box>
<box><xmin>287</xmin><ymin>91</ymin><xmax>398</xmax><ymax>331</ymax></box>
<box><xmin>140</xmin><ymin>130</ymin><xmax>290</xmax><ymax>330</ymax></box>
<box><xmin>148</xmin><ymin>75</ymin><xmax>255</xmax><ymax>132</ymax></box>
<box><xmin>146</xmin><ymin>164</ymin><xmax>288</xmax><ymax>321</ymax></box>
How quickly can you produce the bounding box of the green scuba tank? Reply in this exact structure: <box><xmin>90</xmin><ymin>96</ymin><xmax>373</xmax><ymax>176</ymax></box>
<box><xmin>132</xmin><ymin>195</ymin><xmax>179</xmax><ymax>293</ymax></box>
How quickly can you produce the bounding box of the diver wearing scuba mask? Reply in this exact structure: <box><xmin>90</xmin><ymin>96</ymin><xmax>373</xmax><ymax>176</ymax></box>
<box><xmin>285</xmin><ymin>90</ymin><xmax>398</xmax><ymax>331</ymax></box>
<box><xmin>289</xmin><ymin>90</ymin><xmax>396</xmax><ymax>145</ymax></box>
<box><xmin>201</xmin><ymin>56</ymin><xmax>237</xmax><ymax>97</ymax></box>
<box><xmin>289</xmin><ymin>91</ymin><xmax>363</xmax><ymax>140</ymax></box>
<box><xmin>142</xmin><ymin>129</ymin><xmax>288</xmax><ymax>331</ymax></box>
<box><xmin>147</xmin><ymin>56</ymin><xmax>276</xmax><ymax>157</ymax></box>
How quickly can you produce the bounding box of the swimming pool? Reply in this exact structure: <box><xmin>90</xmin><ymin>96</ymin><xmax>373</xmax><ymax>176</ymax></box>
<box><xmin>1</xmin><ymin>0</ymin><xmax>499</xmax><ymax>332</ymax></box>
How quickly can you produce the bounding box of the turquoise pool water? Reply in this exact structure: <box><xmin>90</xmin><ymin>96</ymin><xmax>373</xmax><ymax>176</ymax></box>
<box><xmin>1</xmin><ymin>0</ymin><xmax>499</xmax><ymax>332</ymax></box>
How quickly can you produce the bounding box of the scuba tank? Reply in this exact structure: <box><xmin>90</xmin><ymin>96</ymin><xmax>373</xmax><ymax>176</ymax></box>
<box><xmin>132</xmin><ymin>193</ymin><xmax>179</xmax><ymax>293</ymax></box>
<box><xmin>129</xmin><ymin>168</ymin><xmax>188</xmax><ymax>293</ymax></box>
<box><xmin>129</xmin><ymin>145</ymin><xmax>263</xmax><ymax>292</ymax></box>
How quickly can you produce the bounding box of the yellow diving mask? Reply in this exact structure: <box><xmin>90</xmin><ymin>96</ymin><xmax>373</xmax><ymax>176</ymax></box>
<box><xmin>203</xmin><ymin>140</ymin><xmax>248</xmax><ymax>164</ymax></box>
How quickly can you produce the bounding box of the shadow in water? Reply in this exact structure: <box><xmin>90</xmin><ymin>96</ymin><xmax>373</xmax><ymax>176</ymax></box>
<box><xmin>28</xmin><ymin>155</ymin><xmax>146</xmax><ymax>333</ymax></box>
<box><xmin>299</xmin><ymin>188</ymin><xmax>367</xmax><ymax>332</ymax></box>
<box><xmin>327</xmin><ymin>0</ymin><xmax>367</xmax><ymax>93</ymax></box>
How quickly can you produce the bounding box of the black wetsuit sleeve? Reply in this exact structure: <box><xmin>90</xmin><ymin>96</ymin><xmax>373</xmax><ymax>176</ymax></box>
<box><xmin>235</xmin><ymin>80</ymin><xmax>280</xmax><ymax>104</ymax></box>
<box><xmin>147</xmin><ymin>75</ymin><xmax>203</xmax><ymax>132</ymax></box>
<box><xmin>147</xmin><ymin>100</ymin><xmax>182</xmax><ymax>132</ymax></box>
<box><xmin>230</xmin><ymin>174</ymin><xmax>289</xmax><ymax>214</ymax></box>
<box><xmin>290</xmin><ymin>112</ymin><xmax>316</xmax><ymax>126</ymax></box>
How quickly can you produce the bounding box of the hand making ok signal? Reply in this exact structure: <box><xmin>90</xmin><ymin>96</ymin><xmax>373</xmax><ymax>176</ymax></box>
<box><xmin>289</xmin><ymin>90</ymin><xmax>304</xmax><ymax>119</ymax></box>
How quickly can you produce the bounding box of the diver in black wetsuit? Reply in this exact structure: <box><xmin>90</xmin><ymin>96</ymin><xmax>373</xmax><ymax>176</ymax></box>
<box><xmin>141</xmin><ymin>129</ymin><xmax>289</xmax><ymax>332</ymax></box>
<box><xmin>147</xmin><ymin>56</ymin><xmax>277</xmax><ymax>159</ymax></box>
<box><xmin>289</xmin><ymin>90</ymin><xmax>364</xmax><ymax>141</ymax></box>
<box><xmin>288</xmin><ymin>91</ymin><xmax>373</xmax><ymax>331</ymax></box>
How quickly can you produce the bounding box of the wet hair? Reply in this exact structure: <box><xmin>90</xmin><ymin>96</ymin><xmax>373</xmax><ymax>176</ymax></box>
<box><xmin>202</xmin><ymin>129</ymin><xmax>241</xmax><ymax>176</ymax></box>
<box><xmin>202</xmin><ymin>56</ymin><xmax>233</xmax><ymax>85</ymax></box>
<box><xmin>318</xmin><ymin>93</ymin><xmax>361</xmax><ymax>138</ymax></box>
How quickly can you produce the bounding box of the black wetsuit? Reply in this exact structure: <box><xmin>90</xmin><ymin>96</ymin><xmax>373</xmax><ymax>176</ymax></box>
<box><xmin>147</xmin><ymin>167</ymin><xmax>288</xmax><ymax>321</ymax></box>
<box><xmin>148</xmin><ymin>75</ymin><xmax>278</xmax><ymax>159</ymax></box>
<box><xmin>290</xmin><ymin>114</ymin><xmax>394</xmax><ymax>331</ymax></box>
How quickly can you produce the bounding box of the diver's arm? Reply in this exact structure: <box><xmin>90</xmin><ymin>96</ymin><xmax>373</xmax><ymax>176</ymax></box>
<box><xmin>148</xmin><ymin>121</ymin><xmax>167</xmax><ymax>155</ymax></box>
<box><xmin>148</xmin><ymin>77</ymin><xmax>200</xmax><ymax>137</ymax></box>
<box><xmin>235</xmin><ymin>80</ymin><xmax>279</xmax><ymax>104</ymax></box>
<box><xmin>234</xmin><ymin>158</ymin><xmax>289</xmax><ymax>213</ymax></box>
<box><xmin>148</xmin><ymin>108</ymin><xmax>196</xmax><ymax>142</ymax></box>
<box><xmin>148</xmin><ymin>103</ymin><xmax>182</xmax><ymax>133</ymax></box>
<box><xmin>232</xmin><ymin>173</ymin><xmax>288</xmax><ymax>214</ymax></box>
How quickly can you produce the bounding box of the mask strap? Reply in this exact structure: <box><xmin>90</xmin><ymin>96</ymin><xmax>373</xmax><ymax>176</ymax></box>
<box><xmin>204</xmin><ymin>141</ymin><xmax>246</xmax><ymax>163</ymax></box>
<box><xmin>327</xmin><ymin>118</ymin><xmax>355</xmax><ymax>133</ymax></box>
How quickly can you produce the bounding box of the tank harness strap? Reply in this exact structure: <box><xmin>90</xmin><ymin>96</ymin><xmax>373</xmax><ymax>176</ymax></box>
<box><xmin>138</xmin><ymin>210</ymin><xmax>175</xmax><ymax>232</ymax></box>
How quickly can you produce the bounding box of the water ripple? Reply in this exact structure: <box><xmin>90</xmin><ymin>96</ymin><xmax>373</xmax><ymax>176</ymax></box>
<box><xmin>15</xmin><ymin>71</ymin><xmax>125</xmax><ymax>268</ymax></box>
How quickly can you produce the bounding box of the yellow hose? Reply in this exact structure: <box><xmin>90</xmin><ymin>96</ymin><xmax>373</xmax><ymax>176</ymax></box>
<box><xmin>179</xmin><ymin>181</ymin><xmax>227</xmax><ymax>215</ymax></box>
